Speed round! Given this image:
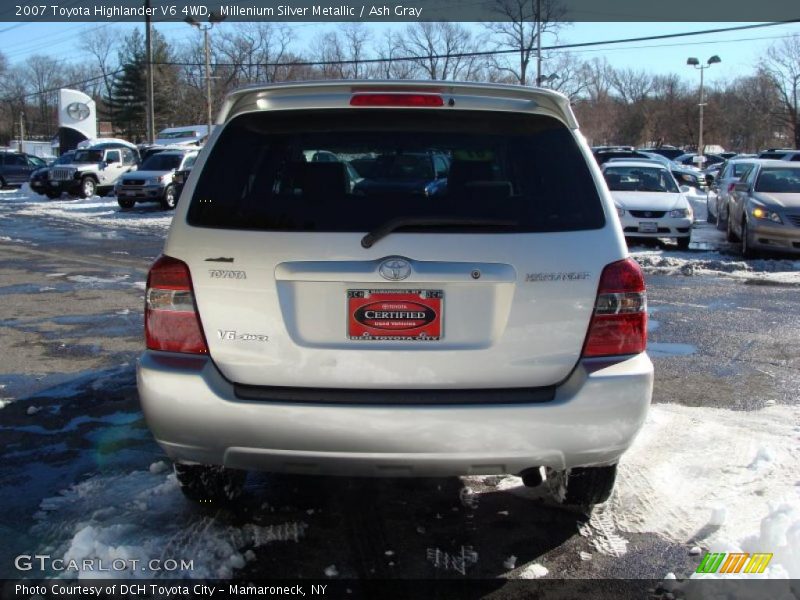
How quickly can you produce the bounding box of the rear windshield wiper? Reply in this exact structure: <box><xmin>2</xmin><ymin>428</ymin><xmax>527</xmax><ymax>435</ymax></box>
<box><xmin>361</xmin><ymin>217</ymin><xmax>518</xmax><ymax>248</ymax></box>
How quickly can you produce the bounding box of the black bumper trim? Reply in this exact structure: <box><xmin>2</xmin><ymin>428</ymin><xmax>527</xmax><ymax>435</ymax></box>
<box><xmin>233</xmin><ymin>384</ymin><xmax>557</xmax><ymax>405</ymax></box>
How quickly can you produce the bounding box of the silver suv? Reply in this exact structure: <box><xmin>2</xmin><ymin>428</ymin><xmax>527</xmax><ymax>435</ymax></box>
<box><xmin>115</xmin><ymin>149</ymin><xmax>199</xmax><ymax>210</ymax></box>
<box><xmin>137</xmin><ymin>81</ymin><xmax>653</xmax><ymax>506</ymax></box>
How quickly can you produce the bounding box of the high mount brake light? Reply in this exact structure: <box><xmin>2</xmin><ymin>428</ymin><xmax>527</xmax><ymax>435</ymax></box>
<box><xmin>350</xmin><ymin>93</ymin><xmax>445</xmax><ymax>107</ymax></box>
<box><xmin>582</xmin><ymin>258</ymin><xmax>647</xmax><ymax>358</ymax></box>
<box><xmin>145</xmin><ymin>255</ymin><xmax>208</xmax><ymax>354</ymax></box>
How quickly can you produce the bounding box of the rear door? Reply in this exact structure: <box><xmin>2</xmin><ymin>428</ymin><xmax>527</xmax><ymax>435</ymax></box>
<box><xmin>172</xmin><ymin>108</ymin><xmax>622</xmax><ymax>389</ymax></box>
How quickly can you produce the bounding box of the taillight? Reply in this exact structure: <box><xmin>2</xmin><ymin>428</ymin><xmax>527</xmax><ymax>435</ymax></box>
<box><xmin>350</xmin><ymin>93</ymin><xmax>444</xmax><ymax>107</ymax></box>
<box><xmin>145</xmin><ymin>255</ymin><xmax>208</xmax><ymax>354</ymax></box>
<box><xmin>582</xmin><ymin>258</ymin><xmax>647</xmax><ymax>358</ymax></box>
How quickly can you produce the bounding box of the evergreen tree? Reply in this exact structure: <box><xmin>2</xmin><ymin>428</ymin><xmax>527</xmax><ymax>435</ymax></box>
<box><xmin>104</xmin><ymin>29</ymin><xmax>178</xmax><ymax>142</ymax></box>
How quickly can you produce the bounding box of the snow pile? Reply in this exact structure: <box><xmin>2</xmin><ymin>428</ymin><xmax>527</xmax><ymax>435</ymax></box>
<box><xmin>633</xmin><ymin>252</ymin><xmax>800</xmax><ymax>285</ymax></box>
<box><xmin>612</xmin><ymin>403</ymin><xmax>800</xmax><ymax>579</ymax></box>
<box><xmin>518</xmin><ymin>563</ymin><xmax>548</xmax><ymax>579</ymax></box>
<box><xmin>33</xmin><ymin>469</ymin><xmax>307</xmax><ymax>579</ymax></box>
<box><xmin>0</xmin><ymin>187</ymin><xmax>172</xmax><ymax>235</ymax></box>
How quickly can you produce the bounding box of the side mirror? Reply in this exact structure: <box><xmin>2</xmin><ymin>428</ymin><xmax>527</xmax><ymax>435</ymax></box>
<box><xmin>679</xmin><ymin>185</ymin><xmax>692</xmax><ymax>194</ymax></box>
<box><xmin>734</xmin><ymin>181</ymin><xmax>750</xmax><ymax>193</ymax></box>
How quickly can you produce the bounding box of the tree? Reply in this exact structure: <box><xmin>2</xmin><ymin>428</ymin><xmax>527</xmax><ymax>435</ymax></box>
<box><xmin>763</xmin><ymin>35</ymin><xmax>800</xmax><ymax>149</ymax></box>
<box><xmin>399</xmin><ymin>22</ymin><xmax>484</xmax><ymax>81</ymax></box>
<box><xmin>105</xmin><ymin>29</ymin><xmax>177</xmax><ymax>140</ymax></box>
<box><xmin>485</xmin><ymin>0</ymin><xmax>564</xmax><ymax>85</ymax></box>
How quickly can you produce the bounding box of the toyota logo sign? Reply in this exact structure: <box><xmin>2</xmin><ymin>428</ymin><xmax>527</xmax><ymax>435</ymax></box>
<box><xmin>378</xmin><ymin>258</ymin><xmax>412</xmax><ymax>281</ymax></box>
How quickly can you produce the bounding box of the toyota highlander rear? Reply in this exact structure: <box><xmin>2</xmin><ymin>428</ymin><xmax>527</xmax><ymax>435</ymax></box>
<box><xmin>137</xmin><ymin>81</ymin><xmax>653</xmax><ymax>506</ymax></box>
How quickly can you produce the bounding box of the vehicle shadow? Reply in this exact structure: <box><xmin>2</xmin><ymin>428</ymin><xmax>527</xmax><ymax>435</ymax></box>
<box><xmin>223</xmin><ymin>472</ymin><xmax>584</xmax><ymax>580</ymax></box>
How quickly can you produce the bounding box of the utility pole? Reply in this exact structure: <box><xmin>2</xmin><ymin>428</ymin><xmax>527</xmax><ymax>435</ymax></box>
<box><xmin>145</xmin><ymin>0</ymin><xmax>155</xmax><ymax>144</ymax></box>
<box><xmin>186</xmin><ymin>13</ymin><xmax>225</xmax><ymax>140</ymax></box>
<box><xmin>18</xmin><ymin>111</ymin><xmax>25</xmax><ymax>152</ymax></box>
<box><xmin>535</xmin><ymin>0</ymin><xmax>542</xmax><ymax>86</ymax></box>
<box><xmin>204</xmin><ymin>26</ymin><xmax>212</xmax><ymax>138</ymax></box>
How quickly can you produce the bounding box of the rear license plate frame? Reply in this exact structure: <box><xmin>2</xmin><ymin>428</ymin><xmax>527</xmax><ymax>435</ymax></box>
<box><xmin>347</xmin><ymin>289</ymin><xmax>443</xmax><ymax>341</ymax></box>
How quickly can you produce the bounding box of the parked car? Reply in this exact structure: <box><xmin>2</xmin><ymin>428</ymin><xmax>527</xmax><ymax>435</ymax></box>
<box><xmin>29</xmin><ymin>151</ymin><xmax>76</xmax><ymax>198</ymax></box>
<box><xmin>592</xmin><ymin>148</ymin><xmax>651</xmax><ymax>166</ymax></box>
<box><xmin>757</xmin><ymin>148</ymin><xmax>796</xmax><ymax>160</ymax></box>
<box><xmin>638</xmin><ymin>146</ymin><xmax>685</xmax><ymax>161</ymax></box>
<box><xmin>116</xmin><ymin>149</ymin><xmax>199</xmax><ymax>210</ymax></box>
<box><xmin>138</xmin><ymin>81</ymin><xmax>652</xmax><ymax>507</ymax></box>
<box><xmin>635</xmin><ymin>152</ymin><xmax>707</xmax><ymax>191</ymax></box>
<box><xmin>172</xmin><ymin>155</ymin><xmax>199</xmax><ymax>200</ymax></box>
<box><xmin>47</xmin><ymin>145</ymin><xmax>139</xmax><ymax>198</ymax></box>
<box><xmin>726</xmin><ymin>161</ymin><xmax>800</xmax><ymax>257</ymax></box>
<box><xmin>673</xmin><ymin>152</ymin><xmax>725</xmax><ymax>168</ymax></box>
<box><xmin>0</xmin><ymin>151</ymin><xmax>47</xmax><ymax>188</ymax></box>
<box><xmin>706</xmin><ymin>158</ymin><xmax>758</xmax><ymax>229</ymax></box>
<box><xmin>602</xmin><ymin>160</ymin><xmax>693</xmax><ymax>249</ymax></box>
<box><xmin>352</xmin><ymin>150</ymin><xmax>450</xmax><ymax>198</ymax></box>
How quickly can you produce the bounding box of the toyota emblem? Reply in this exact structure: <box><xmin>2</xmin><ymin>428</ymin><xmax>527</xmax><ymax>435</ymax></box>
<box><xmin>378</xmin><ymin>258</ymin><xmax>412</xmax><ymax>281</ymax></box>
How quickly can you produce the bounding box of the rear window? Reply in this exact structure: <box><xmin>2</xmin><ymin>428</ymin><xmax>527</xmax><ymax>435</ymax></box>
<box><xmin>188</xmin><ymin>110</ymin><xmax>604</xmax><ymax>233</ymax></box>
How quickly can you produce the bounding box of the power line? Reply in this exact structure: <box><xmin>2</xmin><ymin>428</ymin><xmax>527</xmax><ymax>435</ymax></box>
<box><xmin>152</xmin><ymin>20</ymin><xmax>800</xmax><ymax>69</ymax></box>
<box><xmin>3</xmin><ymin>20</ymin><xmax>798</xmax><ymax>102</ymax></box>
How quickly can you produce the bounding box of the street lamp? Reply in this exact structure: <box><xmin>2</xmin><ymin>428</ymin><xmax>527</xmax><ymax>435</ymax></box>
<box><xmin>186</xmin><ymin>12</ymin><xmax>225</xmax><ymax>141</ymax></box>
<box><xmin>686</xmin><ymin>55</ymin><xmax>721</xmax><ymax>167</ymax></box>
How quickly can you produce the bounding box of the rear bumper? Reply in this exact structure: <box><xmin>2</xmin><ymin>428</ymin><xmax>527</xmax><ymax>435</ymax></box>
<box><xmin>137</xmin><ymin>351</ymin><xmax>653</xmax><ymax>477</ymax></box>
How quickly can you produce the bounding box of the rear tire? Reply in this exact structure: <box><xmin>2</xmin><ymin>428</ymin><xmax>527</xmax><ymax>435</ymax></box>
<box><xmin>117</xmin><ymin>198</ymin><xmax>135</xmax><ymax>209</ymax></box>
<box><xmin>546</xmin><ymin>464</ymin><xmax>618</xmax><ymax>506</ymax></box>
<box><xmin>174</xmin><ymin>463</ymin><xmax>246</xmax><ymax>503</ymax></box>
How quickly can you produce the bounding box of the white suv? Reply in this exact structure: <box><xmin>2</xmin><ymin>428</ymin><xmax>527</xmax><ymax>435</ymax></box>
<box><xmin>137</xmin><ymin>81</ymin><xmax>653</xmax><ymax>506</ymax></box>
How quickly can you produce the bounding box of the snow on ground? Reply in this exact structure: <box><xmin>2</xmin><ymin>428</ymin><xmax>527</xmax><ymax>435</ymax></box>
<box><xmin>0</xmin><ymin>185</ymin><xmax>172</xmax><ymax>235</ymax></box>
<box><xmin>33</xmin><ymin>468</ymin><xmax>307</xmax><ymax>579</ymax></box>
<box><xmin>491</xmin><ymin>403</ymin><xmax>800</xmax><ymax>579</ymax></box>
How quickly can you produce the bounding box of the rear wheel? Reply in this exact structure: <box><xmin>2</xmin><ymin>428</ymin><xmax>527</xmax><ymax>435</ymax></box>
<box><xmin>79</xmin><ymin>176</ymin><xmax>97</xmax><ymax>198</ymax></box>
<box><xmin>117</xmin><ymin>198</ymin><xmax>135</xmax><ymax>209</ymax></box>
<box><xmin>546</xmin><ymin>465</ymin><xmax>618</xmax><ymax>507</ymax></box>
<box><xmin>174</xmin><ymin>463</ymin><xmax>246</xmax><ymax>503</ymax></box>
<box><xmin>160</xmin><ymin>184</ymin><xmax>177</xmax><ymax>210</ymax></box>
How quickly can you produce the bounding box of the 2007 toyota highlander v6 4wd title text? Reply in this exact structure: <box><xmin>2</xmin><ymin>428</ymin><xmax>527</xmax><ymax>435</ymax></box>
<box><xmin>137</xmin><ymin>81</ymin><xmax>653</xmax><ymax>507</ymax></box>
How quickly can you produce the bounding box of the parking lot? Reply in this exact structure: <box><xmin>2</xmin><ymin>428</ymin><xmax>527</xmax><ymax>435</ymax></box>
<box><xmin>1</xmin><ymin>186</ymin><xmax>798</xmax><ymax>582</ymax></box>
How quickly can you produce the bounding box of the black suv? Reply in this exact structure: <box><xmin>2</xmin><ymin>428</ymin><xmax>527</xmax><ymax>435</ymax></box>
<box><xmin>0</xmin><ymin>152</ymin><xmax>48</xmax><ymax>188</ymax></box>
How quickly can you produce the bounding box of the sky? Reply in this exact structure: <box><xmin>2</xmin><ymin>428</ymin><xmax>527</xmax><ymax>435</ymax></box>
<box><xmin>1</xmin><ymin>20</ymin><xmax>798</xmax><ymax>87</ymax></box>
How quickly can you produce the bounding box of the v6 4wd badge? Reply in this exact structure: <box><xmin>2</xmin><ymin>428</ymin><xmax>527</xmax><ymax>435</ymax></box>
<box><xmin>217</xmin><ymin>330</ymin><xmax>269</xmax><ymax>342</ymax></box>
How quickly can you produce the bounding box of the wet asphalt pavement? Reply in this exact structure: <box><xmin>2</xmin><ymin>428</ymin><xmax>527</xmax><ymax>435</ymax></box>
<box><xmin>0</xmin><ymin>192</ymin><xmax>798</xmax><ymax>583</ymax></box>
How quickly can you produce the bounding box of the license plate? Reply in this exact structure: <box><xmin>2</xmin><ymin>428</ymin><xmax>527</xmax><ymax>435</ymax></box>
<box><xmin>638</xmin><ymin>221</ymin><xmax>658</xmax><ymax>233</ymax></box>
<box><xmin>348</xmin><ymin>289</ymin><xmax>443</xmax><ymax>341</ymax></box>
